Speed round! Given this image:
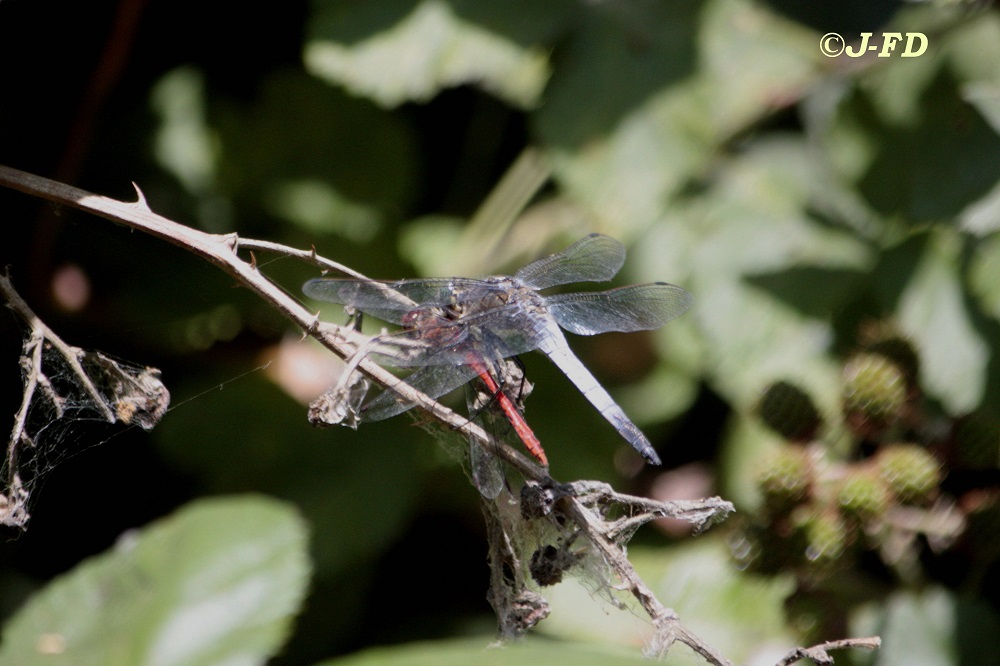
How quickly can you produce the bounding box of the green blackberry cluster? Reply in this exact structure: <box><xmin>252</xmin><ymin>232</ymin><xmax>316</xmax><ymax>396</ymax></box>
<box><xmin>738</xmin><ymin>323</ymin><xmax>1000</xmax><ymax>619</ymax></box>
<box><xmin>740</xmin><ymin>329</ymin><xmax>961</xmax><ymax>583</ymax></box>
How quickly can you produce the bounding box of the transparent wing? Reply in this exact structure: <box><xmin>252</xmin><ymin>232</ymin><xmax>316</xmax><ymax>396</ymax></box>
<box><xmin>466</xmin><ymin>373</ymin><xmax>507</xmax><ymax>500</ymax></box>
<box><xmin>360</xmin><ymin>363</ymin><xmax>481</xmax><ymax>421</ymax></box>
<box><xmin>514</xmin><ymin>234</ymin><xmax>626</xmax><ymax>290</ymax></box>
<box><xmin>357</xmin><ymin>303</ymin><xmax>554</xmax><ymax>367</ymax></box>
<box><xmin>302</xmin><ymin>277</ymin><xmax>498</xmax><ymax>324</ymax></box>
<box><xmin>546</xmin><ymin>283</ymin><xmax>693</xmax><ymax>336</ymax></box>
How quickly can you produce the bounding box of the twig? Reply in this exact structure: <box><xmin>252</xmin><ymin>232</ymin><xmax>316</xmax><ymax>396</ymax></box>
<box><xmin>776</xmin><ymin>636</ymin><xmax>882</xmax><ymax>666</ymax></box>
<box><xmin>2</xmin><ymin>270</ymin><xmax>171</xmax><ymax>528</ymax></box>
<box><xmin>2</xmin><ymin>271</ymin><xmax>116</xmax><ymax>426</ymax></box>
<box><xmin>522</xmin><ymin>480</ymin><xmax>736</xmax><ymax>665</ymax></box>
<box><xmin>235</xmin><ymin>238</ymin><xmax>369</xmax><ymax>280</ymax></box>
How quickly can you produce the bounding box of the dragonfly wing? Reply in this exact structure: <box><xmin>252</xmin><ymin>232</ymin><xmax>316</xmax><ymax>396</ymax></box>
<box><xmin>466</xmin><ymin>376</ymin><xmax>506</xmax><ymax>500</ymax></box>
<box><xmin>360</xmin><ymin>363</ymin><xmax>481</xmax><ymax>421</ymax></box>
<box><xmin>435</xmin><ymin>303</ymin><xmax>553</xmax><ymax>363</ymax></box>
<box><xmin>364</xmin><ymin>307</ymin><xmax>552</xmax><ymax>367</ymax></box>
<box><xmin>514</xmin><ymin>234</ymin><xmax>626</xmax><ymax>290</ymax></box>
<box><xmin>535</xmin><ymin>326</ymin><xmax>661</xmax><ymax>465</ymax></box>
<box><xmin>546</xmin><ymin>283</ymin><xmax>693</xmax><ymax>335</ymax></box>
<box><xmin>303</xmin><ymin>277</ymin><xmax>491</xmax><ymax>323</ymax></box>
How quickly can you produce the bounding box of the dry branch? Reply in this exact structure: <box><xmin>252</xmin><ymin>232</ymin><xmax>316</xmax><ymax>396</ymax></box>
<box><xmin>1</xmin><ymin>163</ymin><xmax>878</xmax><ymax>664</ymax></box>
<box><xmin>2</xmin><ymin>270</ymin><xmax>169</xmax><ymax>528</ymax></box>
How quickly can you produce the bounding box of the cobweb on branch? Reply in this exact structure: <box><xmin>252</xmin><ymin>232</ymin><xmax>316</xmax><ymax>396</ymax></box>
<box><xmin>304</xmin><ymin>319</ymin><xmax>737</xmax><ymax>646</ymax></box>
<box><xmin>2</xmin><ymin>273</ymin><xmax>169</xmax><ymax>530</ymax></box>
<box><xmin>405</xmin><ymin>396</ymin><xmax>735</xmax><ymax>643</ymax></box>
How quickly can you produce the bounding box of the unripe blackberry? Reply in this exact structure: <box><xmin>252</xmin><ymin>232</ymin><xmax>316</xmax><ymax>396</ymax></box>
<box><xmin>842</xmin><ymin>353</ymin><xmax>907</xmax><ymax>437</ymax></box>
<box><xmin>860</xmin><ymin>325</ymin><xmax>920</xmax><ymax>389</ymax></box>
<box><xmin>757</xmin><ymin>446</ymin><xmax>813</xmax><ymax>511</ymax></box>
<box><xmin>877</xmin><ymin>444</ymin><xmax>941</xmax><ymax>504</ymax></box>
<box><xmin>837</xmin><ymin>469</ymin><xmax>892</xmax><ymax>520</ymax></box>
<box><xmin>797</xmin><ymin>509</ymin><xmax>848</xmax><ymax>565</ymax></box>
<box><xmin>758</xmin><ymin>381</ymin><xmax>822</xmax><ymax>442</ymax></box>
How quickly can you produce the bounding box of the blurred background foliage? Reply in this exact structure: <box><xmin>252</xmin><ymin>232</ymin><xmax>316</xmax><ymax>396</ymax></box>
<box><xmin>2</xmin><ymin>0</ymin><xmax>1000</xmax><ymax>664</ymax></box>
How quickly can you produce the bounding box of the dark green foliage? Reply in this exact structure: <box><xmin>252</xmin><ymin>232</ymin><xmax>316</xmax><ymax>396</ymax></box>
<box><xmin>4</xmin><ymin>0</ymin><xmax>1000</xmax><ymax>663</ymax></box>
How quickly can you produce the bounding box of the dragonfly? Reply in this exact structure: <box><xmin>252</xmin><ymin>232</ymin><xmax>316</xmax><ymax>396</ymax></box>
<box><xmin>303</xmin><ymin>233</ymin><xmax>693</xmax><ymax>466</ymax></box>
<box><xmin>359</xmin><ymin>304</ymin><xmax>546</xmax><ymax>498</ymax></box>
<box><xmin>303</xmin><ymin>291</ymin><xmax>545</xmax><ymax>498</ymax></box>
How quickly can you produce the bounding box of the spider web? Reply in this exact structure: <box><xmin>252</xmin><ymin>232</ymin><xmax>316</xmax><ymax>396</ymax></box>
<box><xmin>2</xmin><ymin>290</ymin><xmax>169</xmax><ymax>530</ymax></box>
<box><xmin>396</xmin><ymin>367</ymin><xmax>635</xmax><ymax>639</ymax></box>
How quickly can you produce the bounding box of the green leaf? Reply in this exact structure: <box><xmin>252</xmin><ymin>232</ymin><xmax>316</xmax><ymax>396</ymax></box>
<box><xmin>263</xmin><ymin>179</ymin><xmax>383</xmax><ymax>243</ymax></box>
<box><xmin>698</xmin><ymin>0</ymin><xmax>821</xmax><ymax>136</ymax></box>
<box><xmin>317</xmin><ymin>636</ymin><xmax>648</xmax><ymax>665</ymax></box>
<box><xmin>851</xmin><ymin>587</ymin><xmax>1000</xmax><ymax>666</ymax></box>
<box><xmin>860</xmin><ymin>68</ymin><xmax>1000</xmax><ymax>222</ymax></box>
<box><xmin>0</xmin><ymin>496</ymin><xmax>310</xmax><ymax>666</ymax></box>
<box><xmin>539</xmin><ymin>0</ymin><xmax>822</xmax><ymax>235</ymax></box>
<box><xmin>817</xmin><ymin>15</ymin><xmax>1000</xmax><ymax>226</ymax></box>
<box><xmin>664</xmin><ymin>138</ymin><xmax>869</xmax><ymax>412</ymax></box>
<box><xmin>535</xmin><ymin>0</ymin><xmax>699</xmax><ymax>149</ymax></box>
<box><xmin>538</xmin><ymin>0</ymin><xmax>705</xmax><ymax>235</ymax></box>
<box><xmin>305</xmin><ymin>0</ymin><xmax>551</xmax><ymax>108</ymax></box>
<box><xmin>150</xmin><ymin>67</ymin><xmax>219</xmax><ymax>196</ymax></box>
<box><xmin>213</xmin><ymin>70</ymin><xmax>416</xmax><ymax>230</ymax></box>
<box><xmin>970</xmin><ymin>233</ymin><xmax>1000</xmax><ymax>322</ymax></box>
<box><xmin>538</xmin><ymin>538</ymin><xmax>796</xmax><ymax>665</ymax></box>
<box><xmin>897</xmin><ymin>229</ymin><xmax>988</xmax><ymax>414</ymax></box>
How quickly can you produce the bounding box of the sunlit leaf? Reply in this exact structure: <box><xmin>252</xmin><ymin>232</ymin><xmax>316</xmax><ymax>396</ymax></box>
<box><xmin>699</xmin><ymin>0</ymin><xmax>822</xmax><ymax>135</ymax></box>
<box><xmin>970</xmin><ymin>232</ymin><xmax>1000</xmax><ymax>322</ymax></box>
<box><xmin>539</xmin><ymin>538</ymin><xmax>796</xmax><ymax>666</ymax></box>
<box><xmin>897</xmin><ymin>229</ymin><xmax>988</xmax><ymax>414</ymax></box>
<box><xmin>540</xmin><ymin>0</ymin><xmax>822</xmax><ymax>236</ymax></box>
<box><xmin>318</xmin><ymin>636</ymin><xmax>648</xmax><ymax>665</ymax></box>
<box><xmin>264</xmin><ymin>179</ymin><xmax>382</xmax><ymax>242</ymax></box>
<box><xmin>0</xmin><ymin>497</ymin><xmax>310</xmax><ymax>666</ymax></box>
<box><xmin>213</xmin><ymin>70</ymin><xmax>416</xmax><ymax>234</ymax></box>
<box><xmin>817</xmin><ymin>17</ymin><xmax>1000</xmax><ymax>225</ymax></box>
<box><xmin>151</xmin><ymin>67</ymin><xmax>219</xmax><ymax>196</ymax></box>
<box><xmin>664</xmin><ymin>139</ymin><xmax>869</xmax><ymax>412</ymax></box>
<box><xmin>305</xmin><ymin>0</ymin><xmax>551</xmax><ymax>108</ymax></box>
<box><xmin>851</xmin><ymin>587</ymin><xmax>1000</xmax><ymax>666</ymax></box>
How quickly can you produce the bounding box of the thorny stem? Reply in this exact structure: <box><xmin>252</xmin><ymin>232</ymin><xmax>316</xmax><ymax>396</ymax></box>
<box><xmin>0</xmin><ymin>165</ymin><xmax>545</xmax><ymax>475</ymax></box>
<box><xmin>1</xmin><ymin>164</ymin><xmax>880</xmax><ymax>664</ymax></box>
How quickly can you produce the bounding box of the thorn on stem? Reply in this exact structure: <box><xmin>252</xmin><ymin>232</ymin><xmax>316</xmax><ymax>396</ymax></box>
<box><xmin>130</xmin><ymin>182</ymin><xmax>152</xmax><ymax>212</ymax></box>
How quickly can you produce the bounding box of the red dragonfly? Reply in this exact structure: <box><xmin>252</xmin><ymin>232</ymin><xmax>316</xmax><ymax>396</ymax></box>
<box><xmin>354</xmin><ymin>305</ymin><xmax>546</xmax><ymax>497</ymax></box>
<box><xmin>304</xmin><ymin>234</ymin><xmax>692</xmax><ymax>467</ymax></box>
